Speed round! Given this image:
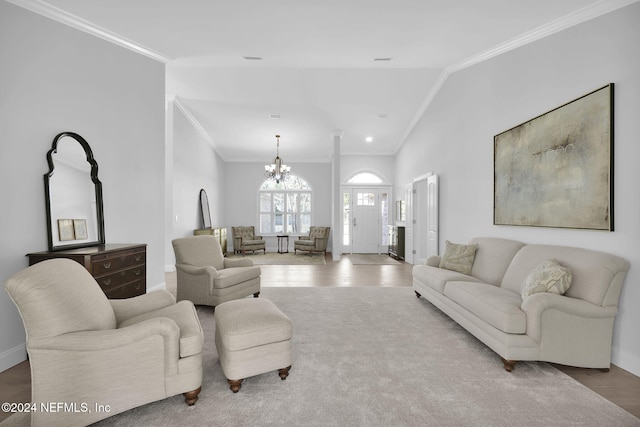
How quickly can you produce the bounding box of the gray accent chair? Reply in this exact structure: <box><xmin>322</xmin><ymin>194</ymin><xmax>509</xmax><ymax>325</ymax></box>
<box><xmin>231</xmin><ymin>225</ymin><xmax>266</xmax><ymax>254</ymax></box>
<box><xmin>4</xmin><ymin>258</ymin><xmax>203</xmax><ymax>427</ymax></box>
<box><xmin>173</xmin><ymin>235</ymin><xmax>261</xmax><ymax>308</ymax></box>
<box><xmin>294</xmin><ymin>226</ymin><xmax>330</xmax><ymax>256</ymax></box>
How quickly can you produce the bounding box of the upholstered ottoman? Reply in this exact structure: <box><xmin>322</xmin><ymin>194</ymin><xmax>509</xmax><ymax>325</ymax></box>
<box><xmin>214</xmin><ymin>298</ymin><xmax>292</xmax><ymax>392</ymax></box>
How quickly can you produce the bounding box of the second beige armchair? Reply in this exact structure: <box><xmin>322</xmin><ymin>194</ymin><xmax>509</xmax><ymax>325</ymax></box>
<box><xmin>231</xmin><ymin>226</ymin><xmax>266</xmax><ymax>255</ymax></box>
<box><xmin>294</xmin><ymin>226</ymin><xmax>330</xmax><ymax>256</ymax></box>
<box><xmin>172</xmin><ymin>235</ymin><xmax>261</xmax><ymax>309</ymax></box>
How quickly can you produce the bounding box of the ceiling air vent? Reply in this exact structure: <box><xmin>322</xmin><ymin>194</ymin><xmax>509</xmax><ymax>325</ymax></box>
<box><xmin>269</xmin><ymin>114</ymin><xmax>282</xmax><ymax>119</ymax></box>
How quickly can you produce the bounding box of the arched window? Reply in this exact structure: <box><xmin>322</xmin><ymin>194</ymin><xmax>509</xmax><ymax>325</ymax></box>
<box><xmin>259</xmin><ymin>175</ymin><xmax>312</xmax><ymax>235</ymax></box>
<box><xmin>347</xmin><ymin>172</ymin><xmax>383</xmax><ymax>184</ymax></box>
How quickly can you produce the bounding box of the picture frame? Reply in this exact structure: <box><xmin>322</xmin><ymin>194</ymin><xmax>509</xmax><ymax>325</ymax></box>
<box><xmin>494</xmin><ymin>84</ymin><xmax>614</xmax><ymax>231</ymax></box>
<box><xmin>57</xmin><ymin>219</ymin><xmax>75</xmax><ymax>241</ymax></box>
<box><xmin>73</xmin><ymin>219</ymin><xmax>88</xmax><ymax>240</ymax></box>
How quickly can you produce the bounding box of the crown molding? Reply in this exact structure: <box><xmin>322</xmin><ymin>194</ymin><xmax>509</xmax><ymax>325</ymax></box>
<box><xmin>449</xmin><ymin>0</ymin><xmax>640</xmax><ymax>73</ymax></box>
<box><xmin>6</xmin><ymin>0</ymin><xmax>171</xmax><ymax>63</ymax></box>
<box><xmin>397</xmin><ymin>0</ymin><xmax>640</xmax><ymax>153</ymax></box>
<box><xmin>170</xmin><ymin>96</ymin><xmax>224</xmax><ymax>159</ymax></box>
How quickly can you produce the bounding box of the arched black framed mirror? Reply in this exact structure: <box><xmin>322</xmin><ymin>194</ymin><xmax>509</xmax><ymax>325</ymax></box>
<box><xmin>44</xmin><ymin>132</ymin><xmax>105</xmax><ymax>251</ymax></box>
<box><xmin>200</xmin><ymin>188</ymin><xmax>212</xmax><ymax>229</ymax></box>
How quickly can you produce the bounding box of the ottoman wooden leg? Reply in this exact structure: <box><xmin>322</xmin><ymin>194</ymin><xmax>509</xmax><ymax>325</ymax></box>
<box><xmin>278</xmin><ymin>365</ymin><xmax>291</xmax><ymax>380</ymax></box>
<box><xmin>227</xmin><ymin>378</ymin><xmax>244</xmax><ymax>393</ymax></box>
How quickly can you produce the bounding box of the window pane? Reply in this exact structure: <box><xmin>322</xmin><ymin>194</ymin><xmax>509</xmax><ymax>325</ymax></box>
<box><xmin>260</xmin><ymin>214</ymin><xmax>271</xmax><ymax>234</ymax></box>
<box><xmin>260</xmin><ymin>193</ymin><xmax>271</xmax><ymax>212</ymax></box>
<box><xmin>300</xmin><ymin>193</ymin><xmax>311</xmax><ymax>212</ymax></box>
<box><xmin>287</xmin><ymin>193</ymin><xmax>298</xmax><ymax>212</ymax></box>
<box><xmin>274</xmin><ymin>193</ymin><xmax>284</xmax><ymax>212</ymax></box>
<box><xmin>286</xmin><ymin>214</ymin><xmax>297</xmax><ymax>234</ymax></box>
<box><xmin>274</xmin><ymin>213</ymin><xmax>283</xmax><ymax>233</ymax></box>
<box><xmin>300</xmin><ymin>214</ymin><xmax>311</xmax><ymax>234</ymax></box>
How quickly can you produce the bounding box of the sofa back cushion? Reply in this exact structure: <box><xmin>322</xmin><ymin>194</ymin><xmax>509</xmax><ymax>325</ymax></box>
<box><xmin>468</xmin><ymin>237</ymin><xmax>526</xmax><ymax>286</ymax></box>
<box><xmin>501</xmin><ymin>245</ymin><xmax>629</xmax><ymax>306</ymax></box>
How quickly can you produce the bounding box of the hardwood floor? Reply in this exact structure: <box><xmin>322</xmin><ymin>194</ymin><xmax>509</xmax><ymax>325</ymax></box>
<box><xmin>1</xmin><ymin>254</ymin><xmax>638</xmax><ymax>423</ymax></box>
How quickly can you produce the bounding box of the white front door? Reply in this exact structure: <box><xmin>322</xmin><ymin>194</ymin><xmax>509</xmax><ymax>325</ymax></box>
<box><xmin>352</xmin><ymin>189</ymin><xmax>380</xmax><ymax>253</ymax></box>
<box><xmin>342</xmin><ymin>187</ymin><xmax>390</xmax><ymax>254</ymax></box>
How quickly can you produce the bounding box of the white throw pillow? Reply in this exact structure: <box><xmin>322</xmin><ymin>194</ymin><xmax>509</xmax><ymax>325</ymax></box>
<box><xmin>521</xmin><ymin>259</ymin><xmax>572</xmax><ymax>299</ymax></box>
<box><xmin>439</xmin><ymin>240</ymin><xmax>478</xmax><ymax>275</ymax></box>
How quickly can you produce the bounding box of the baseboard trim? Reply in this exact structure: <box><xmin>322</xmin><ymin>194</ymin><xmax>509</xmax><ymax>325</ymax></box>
<box><xmin>612</xmin><ymin>346</ymin><xmax>640</xmax><ymax>377</ymax></box>
<box><xmin>0</xmin><ymin>343</ymin><xmax>27</xmax><ymax>373</ymax></box>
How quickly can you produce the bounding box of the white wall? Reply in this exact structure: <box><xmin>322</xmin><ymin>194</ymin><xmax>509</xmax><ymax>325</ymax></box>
<box><xmin>395</xmin><ymin>3</ymin><xmax>640</xmax><ymax>375</ymax></box>
<box><xmin>0</xmin><ymin>2</ymin><xmax>166</xmax><ymax>370</ymax></box>
<box><xmin>224</xmin><ymin>162</ymin><xmax>332</xmax><ymax>251</ymax></box>
<box><xmin>166</xmin><ymin>103</ymin><xmax>226</xmax><ymax>267</ymax></box>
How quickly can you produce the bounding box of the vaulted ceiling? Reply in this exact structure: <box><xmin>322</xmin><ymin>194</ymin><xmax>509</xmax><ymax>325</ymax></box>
<box><xmin>10</xmin><ymin>0</ymin><xmax>635</xmax><ymax>162</ymax></box>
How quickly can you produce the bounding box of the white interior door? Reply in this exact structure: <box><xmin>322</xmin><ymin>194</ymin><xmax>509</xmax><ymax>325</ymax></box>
<box><xmin>352</xmin><ymin>189</ymin><xmax>380</xmax><ymax>253</ymax></box>
<box><xmin>414</xmin><ymin>178</ymin><xmax>429</xmax><ymax>264</ymax></box>
<box><xmin>426</xmin><ymin>174</ymin><xmax>439</xmax><ymax>258</ymax></box>
<box><xmin>412</xmin><ymin>173</ymin><xmax>439</xmax><ymax>264</ymax></box>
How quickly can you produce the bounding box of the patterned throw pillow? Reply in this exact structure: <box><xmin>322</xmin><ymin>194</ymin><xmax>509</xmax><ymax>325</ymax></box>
<box><xmin>521</xmin><ymin>259</ymin><xmax>572</xmax><ymax>299</ymax></box>
<box><xmin>439</xmin><ymin>240</ymin><xmax>478</xmax><ymax>275</ymax></box>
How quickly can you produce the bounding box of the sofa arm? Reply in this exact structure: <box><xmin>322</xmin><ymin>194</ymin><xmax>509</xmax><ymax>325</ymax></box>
<box><xmin>176</xmin><ymin>264</ymin><xmax>218</xmax><ymax>278</ymax></box>
<box><xmin>110</xmin><ymin>290</ymin><xmax>176</xmax><ymax>323</ymax></box>
<box><xmin>425</xmin><ymin>256</ymin><xmax>441</xmax><ymax>267</ymax></box>
<box><xmin>521</xmin><ymin>293</ymin><xmax>618</xmax><ymax>341</ymax></box>
<box><xmin>224</xmin><ymin>257</ymin><xmax>254</xmax><ymax>268</ymax></box>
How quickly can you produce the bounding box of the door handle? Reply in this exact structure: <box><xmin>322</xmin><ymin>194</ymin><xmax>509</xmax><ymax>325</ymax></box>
<box><xmin>353</xmin><ymin>218</ymin><xmax>357</xmax><ymax>227</ymax></box>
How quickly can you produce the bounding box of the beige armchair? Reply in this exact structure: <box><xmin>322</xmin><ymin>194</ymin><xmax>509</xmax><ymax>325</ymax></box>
<box><xmin>172</xmin><ymin>235</ymin><xmax>261</xmax><ymax>308</ymax></box>
<box><xmin>231</xmin><ymin>226</ymin><xmax>266</xmax><ymax>254</ymax></box>
<box><xmin>4</xmin><ymin>258</ymin><xmax>203</xmax><ymax>427</ymax></box>
<box><xmin>294</xmin><ymin>226</ymin><xmax>330</xmax><ymax>256</ymax></box>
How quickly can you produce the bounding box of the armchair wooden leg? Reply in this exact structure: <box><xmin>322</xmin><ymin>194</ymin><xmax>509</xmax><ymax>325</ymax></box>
<box><xmin>183</xmin><ymin>386</ymin><xmax>201</xmax><ymax>405</ymax></box>
<box><xmin>501</xmin><ymin>358</ymin><xmax>517</xmax><ymax>372</ymax></box>
<box><xmin>415</xmin><ymin>291</ymin><xmax>421</xmax><ymax>298</ymax></box>
<box><xmin>253</xmin><ymin>292</ymin><xmax>260</xmax><ymax>298</ymax></box>
<box><xmin>227</xmin><ymin>378</ymin><xmax>243</xmax><ymax>393</ymax></box>
<box><xmin>278</xmin><ymin>365</ymin><xmax>291</xmax><ymax>380</ymax></box>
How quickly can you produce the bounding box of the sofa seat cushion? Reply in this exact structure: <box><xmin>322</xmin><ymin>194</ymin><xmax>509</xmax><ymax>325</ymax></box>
<box><xmin>295</xmin><ymin>239</ymin><xmax>315</xmax><ymax>247</ymax></box>
<box><xmin>214</xmin><ymin>266</ymin><xmax>261</xmax><ymax>289</ymax></box>
<box><xmin>412</xmin><ymin>265</ymin><xmax>483</xmax><ymax>294</ymax></box>
<box><xmin>242</xmin><ymin>239</ymin><xmax>264</xmax><ymax>247</ymax></box>
<box><xmin>118</xmin><ymin>300</ymin><xmax>204</xmax><ymax>358</ymax></box>
<box><xmin>444</xmin><ymin>281</ymin><xmax>526</xmax><ymax>334</ymax></box>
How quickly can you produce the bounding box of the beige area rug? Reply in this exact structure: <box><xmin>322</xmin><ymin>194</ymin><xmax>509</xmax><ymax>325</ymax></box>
<box><xmin>226</xmin><ymin>251</ymin><xmax>326</xmax><ymax>265</ymax></box>
<box><xmin>4</xmin><ymin>288</ymin><xmax>639</xmax><ymax>426</ymax></box>
<box><xmin>345</xmin><ymin>254</ymin><xmax>402</xmax><ymax>265</ymax></box>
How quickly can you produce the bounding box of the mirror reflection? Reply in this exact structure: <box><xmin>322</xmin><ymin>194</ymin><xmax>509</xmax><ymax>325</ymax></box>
<box><xmin>45</xmin><ymin>132</ymin><xmax>105</xmax><ymax>251</ymax></box>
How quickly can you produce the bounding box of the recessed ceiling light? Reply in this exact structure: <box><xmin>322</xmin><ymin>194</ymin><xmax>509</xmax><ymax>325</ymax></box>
<box><xmin>269</xmin><ymin>113</ymin><xmax>282</xmax><ymax>119</ymax></box>
<box><xmin>365</xmin><ymin>136</ymin><xmax>373</xmax><ymax>143</ymax></box>
<box><xmin>373</xmin><ymin>58</ymin><xmax>392</xmax><ymax>61</ymax></box>
<box><xmin>243</xmin><ymin>56</ymin><xmax>262</xmax><ymax>60</ymax></box>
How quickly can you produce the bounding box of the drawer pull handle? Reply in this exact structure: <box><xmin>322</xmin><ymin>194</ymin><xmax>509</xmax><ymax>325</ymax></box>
<box><xmin>102</xmin><ymin>278</ymin><xmax>112</xmax><ymax>286</ymax></box>
<box><xmin>103</xmin><ymin>262</ymin><xmax>111</xmax><ymax>269</ymax></box>
<box><xmin>134</xmin><ymin>255</ymin><xmax>142</xmax><ymax>261</ymax></box>
<box><xmin>134</xmin><ymin>269</ymin><xmax>141</xmax><ymax>276</ymax></box>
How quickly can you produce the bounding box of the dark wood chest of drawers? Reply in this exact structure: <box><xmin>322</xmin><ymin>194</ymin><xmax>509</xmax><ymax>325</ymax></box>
<box><xmin>27</xmin><ymin>244</ymin><xmax>146</xmax><ymax>299</ymax></box>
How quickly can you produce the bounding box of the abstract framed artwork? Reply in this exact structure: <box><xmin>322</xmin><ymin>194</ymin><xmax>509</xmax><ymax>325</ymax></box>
<box><xmin>494</xmin><ymin>84</ymin><xmax>614</xmax><ymax>231</ymax></box>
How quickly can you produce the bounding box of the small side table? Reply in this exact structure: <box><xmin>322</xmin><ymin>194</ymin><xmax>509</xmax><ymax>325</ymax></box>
<box><xmin>276</xmin><ymin>235</ymin><xmax>289</xmax><ymax>254</ymax></box>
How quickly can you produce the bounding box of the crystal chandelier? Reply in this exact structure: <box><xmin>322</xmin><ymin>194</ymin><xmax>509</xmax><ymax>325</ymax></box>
<box><xmin>264</xmin><ymin>134</ymin><xmax>291</xmax><ymax>183</ymax></box>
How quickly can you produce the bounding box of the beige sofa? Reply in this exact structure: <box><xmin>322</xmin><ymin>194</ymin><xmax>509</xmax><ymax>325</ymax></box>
<box><xmin>412</xmin><ymin>237</ymin><xmax>629</xmax><ymax>371</ymax></box>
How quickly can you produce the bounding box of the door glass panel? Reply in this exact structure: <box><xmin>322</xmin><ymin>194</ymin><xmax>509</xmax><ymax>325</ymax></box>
<box><xmin>343</xmin><ymin>192</ymin><xmax>350</xmax><ymax>245</ymax></box>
